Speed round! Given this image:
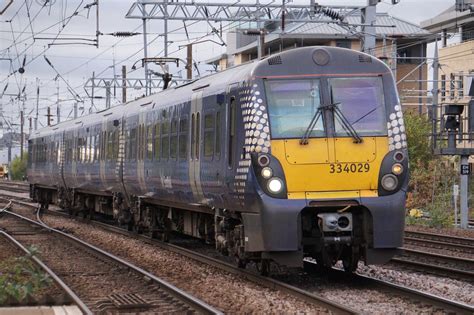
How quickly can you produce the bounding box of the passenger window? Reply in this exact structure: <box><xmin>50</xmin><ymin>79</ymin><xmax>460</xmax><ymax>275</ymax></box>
<box><xmin>179</xmin><ymin>118</ymin><xmax>188</xmax><ymax>159</ymax></box>
<box><xmin>147</xmin><ymin>125</ymin><xmax>153</xmax><ymax>160</ymax></box>
<box><xmin>94</xmin><ymin>134</ymin><xmax>99</xmax><ymax>161</ymax></box>
<box><xmin>113</xmin><ymin>130</ymin><xmax>119</xmax><ymax>160</ymax></box>
<box><xmin>130</xmin><ymin>128</ymin><xmax>137</xmax><ymax>160</ymax></box>
<box><xmin>215</xmin><ymin>111</ymin><xmax>221</xmax><ymax>158</ymax></box>
<box><xmin>170</xmin><ymin>119</ymin><xmax>178</xmax><ymax>159</ymax></box>
<box><xmin>195</xmin><ymin>112</ymin><xmax>200</xmax><ymax>160</ymax></box>
<box><xmin>228</xmin><ymin>96</ymin><xmax>235</xmax><ymax>167</ymax></box>
<box><xmin>191</xmin><ymin>114</ymin><xmax>195</xmax><ymax>159</ymax></box>
<box><xmin>154</xmin><ymin>122</ymin><xmax>161</xmax><ymax>160</ymax></box>
<box><xmin>204</xmin><ymin>113</ymin><xmax>215</xmax><ymax>157</ymax></box>
<box><xmin>161</xmin><ymin>121</ymin><xmax>170</xmax><ymax>159</ymax></box>
<box><xmin>107</xmin><ymin>131</ymin><xmax>114</xmax><ymax>161</ymax></box>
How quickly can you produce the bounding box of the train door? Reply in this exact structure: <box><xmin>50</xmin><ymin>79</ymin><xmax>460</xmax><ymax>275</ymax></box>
<box><xmin>100</xmin><ymin>119</ymin><xmax>107</xmax><ymax>188</ymax></box>
<box><xmin>58</xmin><ymin>132</ymin><xmax>67</xmax><ymax>188</ymax></box>
<box><xmin>225</xmin><ymin>83</ymin><xmax>239</xmax><ymax>185</ymax></box>
<box><xmin>137</xmin><ymin>111</ymin><xmax>147</xmax><ymax>192</ymax></box>
<box><xmin>189</xmin><ymin>90</ymin><xmax>204</xmax><ymax>202</ymax></box>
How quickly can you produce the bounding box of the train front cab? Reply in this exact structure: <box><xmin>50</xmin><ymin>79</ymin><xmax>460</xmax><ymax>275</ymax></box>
<box><xmin>243</xmin><ymin>57</ymin><xmax>409</xmax><ymax>271</ymax></box>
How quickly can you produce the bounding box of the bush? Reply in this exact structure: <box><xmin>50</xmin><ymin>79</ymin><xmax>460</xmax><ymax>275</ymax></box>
<box><xmin>404</xmin><ymin>111</ymin><xmax>457</xmax><ymax>227</ymax></box>
<box><xmin>404</xmin><ymin>111</ymin><xmax>433</xmax><ymax>167</ymax></box>
<box><xmin>0</xmin><ymin>246</ymin><xmax>52</xmax><ymax>304</ymax></box>
<box><xmin>10</xmin><ymin>156</ymin><xmax>27</xmax><ymax>181</ymax></box>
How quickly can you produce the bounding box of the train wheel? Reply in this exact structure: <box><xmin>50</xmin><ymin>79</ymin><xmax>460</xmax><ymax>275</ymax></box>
<box><xmin>257</xmin><ymin>259</ymin><xmax>270</xmax><ymax>276</ymax></box>
<box><xmin>342</xmin><ymin>247</ymin><xmax>359</xmax><ymax>273</ymax></box>
<box><xmin>161</xmin><ymin>231</ymin><xmax>169</xmax><ymax>242</ymax></box>
<box><xmin>236</xmin><ymin>257</ymin><xmax>247</xmax><ymax>269</ymax></box>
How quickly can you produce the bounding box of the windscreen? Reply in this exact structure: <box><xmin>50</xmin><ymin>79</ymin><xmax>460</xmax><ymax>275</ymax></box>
<box><xmin>329</xmin><ymin>77</ymin><xmax>387</xmax><ymax>136</ymax></box>
<box><xmin>264</xmin><ymin>79</ymin><xmax>323</xmax><ymax>139</ymax></box>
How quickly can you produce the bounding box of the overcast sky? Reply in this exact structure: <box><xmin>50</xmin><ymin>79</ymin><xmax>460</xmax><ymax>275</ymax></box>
<box><xmin>0</xmin><ymin>0</ymin><xmax>453</xmax><ymax>129</ymax></box>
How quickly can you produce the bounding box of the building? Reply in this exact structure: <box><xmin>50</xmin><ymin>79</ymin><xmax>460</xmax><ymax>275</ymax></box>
<box><xmin>422</xmin><ymin>1</ymin><xmax>474</xmax><ymax>104</ymax></box>
<box><xmin>207</xmin><ymin>11</ymin><xmax>432</xmax><ymax>112</ymax></box>
<box><xmin>421</xmin><ymin>1</ymin><xmax>474</xmax><ymax>155</ymax></box>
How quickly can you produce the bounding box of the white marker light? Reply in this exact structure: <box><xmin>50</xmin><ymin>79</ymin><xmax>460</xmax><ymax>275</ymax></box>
<box><xmin>261</xmin><ymin>167</ymin><xmax>273</xmax><ymax>179</ymax></box>
<box><xmin>267</xmin><ymin>177</ymin><xmax>283</xmax><ymax>194</ymax></box>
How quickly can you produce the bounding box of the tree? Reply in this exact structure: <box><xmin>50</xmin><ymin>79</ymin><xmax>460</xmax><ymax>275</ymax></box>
<box><xmin>10</xmin><ymin>156</ymin><xmax>28</xmax><ymax>181</ymax></box>
<box><xmin>404</xmin><ymin>111</ymin><xmax>433</xmax><ymax>167</ymax></box>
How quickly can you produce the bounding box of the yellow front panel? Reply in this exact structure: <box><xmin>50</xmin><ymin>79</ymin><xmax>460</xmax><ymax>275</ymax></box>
<box><xmin>271</xmin><ymin>137</ymin><xmax>388</xmax><ymax>199</ymax></box>
<box><xmin>284</xmin><ymin>138</ymin><xmax>330</xmax><ymax>164</ymax></box>
<box><xmin>334</xmin><ymin>137</ymin><xmax>377</xmax><ymax>163</ymax></box>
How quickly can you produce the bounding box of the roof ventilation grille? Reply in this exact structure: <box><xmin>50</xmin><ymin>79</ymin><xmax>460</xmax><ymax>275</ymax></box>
<box><xmin>267</xmin><ymin>55</ymin><xmax>282</xmax><ymax>65</ymax></box>
<box><xmin>358</xmin><ymin>55</ymin><xmax>372</xmax><ymax>63</ymax></box>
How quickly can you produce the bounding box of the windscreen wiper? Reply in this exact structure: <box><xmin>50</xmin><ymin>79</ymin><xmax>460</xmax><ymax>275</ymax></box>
<box><xmin>300</xmin><ymin>107</ymin><xmax>323</xmax><ymax>145</ymax></box>
<box><xmin>350</xmin><ymin>104</ymin><xmax>382</xmax><ymax>127</ymax></box>
<box><xmin>331</xmin><ymin>102</ymin><xmax>363</xmax><ymax>143</ymax></box>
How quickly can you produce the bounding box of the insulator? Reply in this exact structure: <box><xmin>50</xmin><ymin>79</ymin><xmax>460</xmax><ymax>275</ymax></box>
<box><xmin>315</xmin><ymin>6</ymin><xmax>344</xmax><ymax>21</ymax></box>
<box><xmin>110</xmin><ymin>32</ymin><xmax>140</xmax><ymax>37</ymax></box>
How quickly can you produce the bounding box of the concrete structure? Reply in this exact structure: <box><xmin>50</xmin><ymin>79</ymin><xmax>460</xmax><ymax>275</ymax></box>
<box><xmin>422</xmin><ymin>1</ymin><xmax>474</xmax><ymax>229</ymax></box>
<box><xmin>422</xmin><ymin>1</ymin><xmax>474</xmax><ymax>105</ymax></box>
<box><xmin>207</xmin><ymin>12</ymin><xmax>432</xmax><ymax>113</ymax></box>
<box><xmin>422</xmin><ymin>2</ymin><xmax>474</xmax><ymax>154</ymax></box>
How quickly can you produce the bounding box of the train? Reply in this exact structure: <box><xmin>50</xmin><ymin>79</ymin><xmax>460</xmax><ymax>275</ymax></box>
<box><xmin>28</xmin><ymin>46</ymin><xmax>409</xmax><ymax>274</ymax></box>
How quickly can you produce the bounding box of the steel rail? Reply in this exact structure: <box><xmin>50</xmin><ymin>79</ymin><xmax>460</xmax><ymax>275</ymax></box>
<box><xmin>9</xmin><ymin>197</ymin><xmax>473</xmax><ymax>314</ymax></box>
<box><xmin>2</xmin><ymin>202</ymin><xmax>222</xmax><ymax>315</ymax></box>
<box><xmin>401</xmin><ymin>247</ymin><xmax>474</xmax><ymax>264</ymax></box>
<box><xmin>303</xmin><ymin>259</ymin><xmax>474</xmax><ymax>315</ymax></box>
<box><xmin>404</xmin><ymin>237</ymin><xmax>474</xmax><ymax>253</ymax></box>
<box><xmin>51</xmin><ymin>205</ymin><xmax>473</xmax><ymax>315</ymax></box>
<box><xmin>44</xmin><ymin>211</ymin><xmax>357</xmax><ymax>315</ymax></box>
<box><xmin>391</xmin><ymin>257</ymin><xmax>474</xmax><ymax>279</ymax></box>
<box><xmin>405</xmin><ymin>230</ymin><xmax>474</xmax><ymax>246</ymax></box>
<box><xmin>352</xmin><ymin>273</ymin><xmax>474</xmax><ymax>314</ymax></box>
<box><xmin>0</xmin><ymin>199</ymin><xmax>92</xmax><ymax>314</ymax></box>
<box><xmin>0</xmin><ymin>230</ymin><xmax>93</xmax><ymax>315</ymax></box>
<box><xmin>26</xmin><ymin>202</ymin><xmax>359</xmax><ymax>315</ymax></box>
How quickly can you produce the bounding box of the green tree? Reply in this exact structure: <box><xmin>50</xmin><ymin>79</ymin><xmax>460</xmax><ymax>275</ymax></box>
<box><xmin>404</xmin><ymin>111</ymin><xmax>433</xmax><ymax>167</ymax></box>
<box><xmin>10</xmin><ymin>156</ymin><xmax>28</xmax><ymax>180</ymax></box>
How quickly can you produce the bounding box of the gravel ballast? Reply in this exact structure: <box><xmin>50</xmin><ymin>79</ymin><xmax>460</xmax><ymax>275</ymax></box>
<box><xmin>42</xmin><ymin>214</ymin><xmax>330</xmax><ymax>314</ymax></box>
<box><xmin>42</xmin><ymin>212</ymin><xmax>474</xmax><ymax>314</ymax></box>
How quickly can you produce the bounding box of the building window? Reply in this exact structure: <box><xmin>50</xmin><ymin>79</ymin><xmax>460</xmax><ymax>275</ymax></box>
<box><xmin>441</xmin><ymin>74</ymin><xmax>446</xmax><ymax>102</ymax></box>
<box><xmin>450</xmin><ymin>73</ymin><xmax>455</xmax><ymax>100</ymax></box>
<box><xmin>458</xmin><ymin>72</ymin><xmax>464</xmax><ymax>98</ymax></box>
<box><xmin>335</xmin><ymin>40</ymin><xmax>351</xmax><ymax>49</ymax></box>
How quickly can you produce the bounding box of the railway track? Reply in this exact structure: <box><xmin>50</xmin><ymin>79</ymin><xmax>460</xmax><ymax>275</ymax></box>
<box><xmin>8</xmin><ymin>199</ymin><xmax>358</xmax><ymax>315</ymax></box>
<box><xmin>404</xmin><ymin>230</ymin><xmax>474</xmax><ymax>255</ymax></box>
<box><xmin>398</xmin><ymin>230</ymin><xmax>474</xmax><ymax>280</ymax></box>
<box><xmin>0</xmin><ymin>200</ymin><xmax>221</xmax><ymax>314</ymax></box>
<box><xmin>393</xmin><ymin>248</ymin><xmax>474</xmax><ymax>280</ymax></box>
<box><xmin>0</xmin><ymin>180</ymin><xmax>30</xmax><ymax>194</ymax></box>
<box><xmin>6</xmin><ymin>198</ymin><xmax>472</xmax><ymax>314</ymax></box>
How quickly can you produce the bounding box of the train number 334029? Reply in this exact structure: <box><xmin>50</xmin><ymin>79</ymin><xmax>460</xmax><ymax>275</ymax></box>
<box><xmin>329</xmin><ymin>163</ymin><xmax>370</xmax><ymax>173</ymax></box>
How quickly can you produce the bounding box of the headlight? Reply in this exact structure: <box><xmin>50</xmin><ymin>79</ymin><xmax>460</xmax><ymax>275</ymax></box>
<box><xmin>257</xmin><ymin>154</ymin><xmax>270</xmax><ymax>167</ymax></box>
<box><xmin>381</xmin><ymin>174</ymin><xmax>398</xmax><ymax>191</ymax></box>
<box><xmin>392</xmin><ymin>163</ymin><xmax>403</xmax><ymax>175</ymax></box>
<box><xmin>267</xmin><ymin>177</ymin><xmax>283</xmax><ymax>194</ymax></box>
<box><xmin>393</xmin><ymin>151</ymin><xmax>405</xmax><ymax>162</ymax></box>
<box><xmin>261</xmin><ymin>167</ymin><xmax>273</xmax><ymax>179</ymax></box>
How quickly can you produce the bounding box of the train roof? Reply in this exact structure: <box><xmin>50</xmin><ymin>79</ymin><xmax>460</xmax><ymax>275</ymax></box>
<box><xmin>30</xmin><ymin>46</ymin><xmax>389</xmax><ymax>140</ymax></box>
<box><xmin>30</xmin><ymin>59</ymin><xmax>258</xmax><ymax>140</ymax></box>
